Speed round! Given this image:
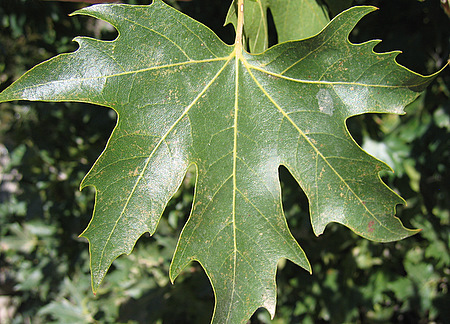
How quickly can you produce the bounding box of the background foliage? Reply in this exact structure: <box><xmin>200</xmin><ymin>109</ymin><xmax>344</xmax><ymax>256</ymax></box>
<box><xmin>0</xmin><ymin>0</ymin><xmax>448</xmax><ymax>323</ymax></box>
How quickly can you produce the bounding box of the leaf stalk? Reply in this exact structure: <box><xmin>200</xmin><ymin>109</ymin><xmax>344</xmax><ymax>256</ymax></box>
<box><xmin>235</xmin><ymin>0</ymin><xmax>244</xmax><ymax>51</ymax></box>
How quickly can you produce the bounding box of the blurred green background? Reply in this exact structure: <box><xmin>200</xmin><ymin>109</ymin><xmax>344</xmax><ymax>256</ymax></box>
<box><xmin>0</xmin><ymin>0</ymin><xmax>448</xmax><ymax>323</ymax></box>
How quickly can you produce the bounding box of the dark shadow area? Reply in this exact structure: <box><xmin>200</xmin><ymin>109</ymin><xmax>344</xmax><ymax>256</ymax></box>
<box><xmin>117</xmin><ymin>261</ymin><xmax>214</xmax><ymax>324</ymax></box>
<box><xmin>350</xmin><ymin>0</ymin><xmax>449</xmax><ymax>74</ymax></box>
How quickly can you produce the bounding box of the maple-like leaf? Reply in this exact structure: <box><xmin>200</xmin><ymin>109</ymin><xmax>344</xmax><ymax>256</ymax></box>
<box><xmin>0</xmin><ymin>1</ymin><xmax>439</xmax><ymax>322</ymax></box>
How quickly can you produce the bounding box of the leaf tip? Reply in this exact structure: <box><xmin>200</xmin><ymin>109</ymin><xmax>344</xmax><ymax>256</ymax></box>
<box><xmin>399</xmin><ymin>227</ymin><xmax>422</xmax><ymax>240</ymax></box>
<box><xmin>91</xmin><ymin>267</ymin><xmax>108</xmax><ymax>294</ymax></box>
<box><xmin>70</xmin><ymin>6</ymin><xmax>92</xmax><ymax>18</ymax></box>
<box><xmin>409</xmin><ymin>226</ymin><xmax>422</xmax><ymax>234</ymax></box>
<box><xmin>168</xmin><ymin>270</ymin><xmax>177</xmax><ymax>285</ymax></box>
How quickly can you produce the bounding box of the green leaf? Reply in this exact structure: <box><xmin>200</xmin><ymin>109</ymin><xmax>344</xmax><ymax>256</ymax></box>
<box><xmin>225</xmin><ymin>0</ymin><xmax>330</xmax><ymax>53</ymax></box>
<box><xmin>0</xmin><ymin>1</ymin><xmax>438</xmax><ymax>322</ymax></box>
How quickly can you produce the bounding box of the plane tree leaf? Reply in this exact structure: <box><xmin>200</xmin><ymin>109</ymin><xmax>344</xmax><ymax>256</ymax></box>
<box><xmin>0</xmin><ymin>1</ymin><xmax>438</xmax><ymax>323</ymax></box>
<box><xmin>225</xmin><ymin>0</ymin><xmax>330</xmax><ymax>53</ymax></box>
